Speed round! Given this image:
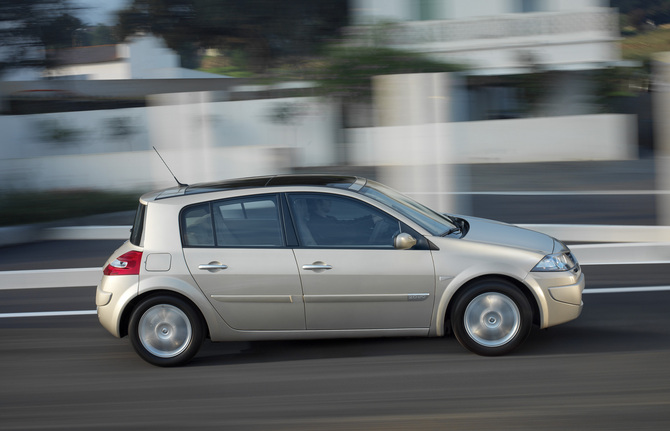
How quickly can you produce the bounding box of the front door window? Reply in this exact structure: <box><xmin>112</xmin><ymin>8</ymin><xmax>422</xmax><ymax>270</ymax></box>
<box><xmin>288</xmin><ymin>193</ymin><xmax>400</xmax><ymax>248</ymax></box>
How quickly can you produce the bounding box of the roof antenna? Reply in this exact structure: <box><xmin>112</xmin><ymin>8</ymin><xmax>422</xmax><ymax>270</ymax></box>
<box><xmin>153</xmin><ymin>146</ymin><xmax>187</xmax><ymax>187</ymax></box>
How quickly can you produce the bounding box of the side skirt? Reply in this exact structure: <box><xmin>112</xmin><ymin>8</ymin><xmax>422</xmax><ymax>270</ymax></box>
<box><xmin>209</xmin><ymin>328</ymin><xmax>432</xmax><ymax>342</ymax></box>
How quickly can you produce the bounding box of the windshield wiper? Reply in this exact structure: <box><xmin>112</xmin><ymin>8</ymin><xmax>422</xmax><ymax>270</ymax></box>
<box><xmin>441</xmin><ymin>227</ymin><xmax>461</xmax><ymax>237</ymax></box>
<box><xmin>441</xmin><ymin>214</ymin><xmax>462</xmax><ymax>236</ymax></box>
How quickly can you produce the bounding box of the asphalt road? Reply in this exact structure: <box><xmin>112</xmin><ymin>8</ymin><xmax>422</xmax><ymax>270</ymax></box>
<box><xmin>0</xmin><ymin>289</ymin><xmax>669</xmax><ymax>430</ymax></box>
<box><xmin>1</xmin><ymin>262</ymin><xmax>670</xmax><ymax>430</ymax></box>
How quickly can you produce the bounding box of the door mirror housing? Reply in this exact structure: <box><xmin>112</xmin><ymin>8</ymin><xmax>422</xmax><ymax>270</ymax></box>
<box><xmin>394</xmin><ymin>233</ymin><xmax>417</xmax><ymax>250</ymax></box>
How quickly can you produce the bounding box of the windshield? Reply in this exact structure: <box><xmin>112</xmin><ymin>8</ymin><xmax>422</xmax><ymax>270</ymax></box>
<box><xmin>360</xmin><ymin>180</ymin><xmax>457</xmax><ymax>236</ymax></box>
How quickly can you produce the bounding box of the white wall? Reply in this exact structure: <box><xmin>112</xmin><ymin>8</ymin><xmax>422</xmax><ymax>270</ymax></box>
<box><xmin>0</xmin><ymin>112</ymin><xmax>638</xmax><ymax>192</ymax></box>
<box><xmin>351</xmin><ymin>0</ymin><xmax>611</xmax><ymax>22</ymax></box>
<box><xmin>45</xmin><ymin>35</ymin><xmax>188</xmax><ymax>80</ymax></box>
<box><xmin>428</xmin><ymin>39</ymin><xmax>619</xmax><ymax>72</ymax></box>
<box><xmin>47</xmin><ymin>61</ymin><xmax>129</xmax><ymax>80</ymax></box>
<box><xmin>0</xmin><ymin>94</ymin><xmax>337</xmax><ymax>191</ymax></box>
<box><xmin>147</xmin><ymin>94</ymin><xmax>337</xmax><ymax>172</ymax></box>
<box><xmin>371</xmin><ymin>10</ymin><xmax>619</xmax><ymax>71</ymax></box>
<box><xmin>349</xmin><ymin>2</ymin><xmax>619</xmax><ymax>73</ymax></box>
<box><xmin>0</xmin><ymin>147</ymin><xmax>293</xmax><ymax>192</ymax></box>
<box><xmin>349</xmin><ymin>114</ymin><xmax>637</xmax><ymax>165</ymax></box>
<box><xmin>0</xmin><ymin>107</ymin><xmax>150</xmax><ymax>160</ymax></box>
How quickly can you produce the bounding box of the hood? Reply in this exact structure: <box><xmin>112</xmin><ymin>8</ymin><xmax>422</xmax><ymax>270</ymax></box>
<box><xmin>457</xmin><ymin>215</ymin><xmax>557</xmax><ymax>255</ymax></box>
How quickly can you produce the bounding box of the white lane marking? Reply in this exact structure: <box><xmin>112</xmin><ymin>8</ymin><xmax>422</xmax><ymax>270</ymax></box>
<box><xmin>0</xmin><ymin>310</ymin><xmax>97</xmax><ymax>319</ymax></box>
<box><xmin>583</xmin><ymin>286</ymin><xmax>670</xmax><ymax>294</ymax></box>
<box><xmin>43</xmin><ymin>226</ymin><xmax>130</xmax><ymax>241</ymax></box>
<box><xmin>3</xmin><ymin>286</ymin><xmax>670</xmax><ymax>319</ymax></box>
<box><xmin>0</xmin><ymin>267</ymin><xmax>102</xmax><ymax>290</ymax></box>
<box><xmin>581</xmin><ymin>261</ymin><xmax>670</xmax><ymax>266</ymax></box>
<box><xmin>406</xmin><ymin>190</ymin><xmax>670</xmax><ymax>196</ymax></box>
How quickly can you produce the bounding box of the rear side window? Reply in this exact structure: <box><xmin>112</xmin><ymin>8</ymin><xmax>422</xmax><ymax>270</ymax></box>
<box><xmin>181</xmin><ymin>195</ymin><xmax>284</xmax><ymax>248</ymax></box>
<box><xmin>182</xmin><ymin>203</ymin><xmax>215</xmax><ymax>247</ymax></box>
<box><xmin>130</xmin><ymin>203</ymin><xmax>146</xmax><ymax>246</ymax></box>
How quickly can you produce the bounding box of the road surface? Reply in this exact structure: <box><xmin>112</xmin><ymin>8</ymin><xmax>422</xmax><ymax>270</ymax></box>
<box><xmin>1</xmin><ymin>262</ymin><xmax>669</xmax><ymax>430</ymax></box>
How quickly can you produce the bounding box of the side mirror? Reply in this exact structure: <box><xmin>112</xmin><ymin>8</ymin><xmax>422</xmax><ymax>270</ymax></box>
<box><xmin>394</xmin><ymin>232</ymin><xmax>417</xmax><ymax>250</ymax></box>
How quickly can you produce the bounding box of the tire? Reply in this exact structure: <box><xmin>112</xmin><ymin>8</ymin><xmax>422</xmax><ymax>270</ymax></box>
<box><xmin>450</xmin><ymin>279</ymin><xmax>532</xmax><ymax>356</ymax></box>
<box><xmin>128</xmin><ymin>295</ymin><xmax>205</xmax><ymax>367</ymax></box>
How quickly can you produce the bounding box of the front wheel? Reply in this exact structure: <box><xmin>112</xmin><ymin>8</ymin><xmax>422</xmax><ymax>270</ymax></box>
<box><xmin>129</xmin><ymin>295</ymin><xmax>205</xmax><ymax>367</ymax></box>
<box><xmin>451</xmin><ymin>279</ymin><xmax>532</xmax><ymax>356</ymax></box>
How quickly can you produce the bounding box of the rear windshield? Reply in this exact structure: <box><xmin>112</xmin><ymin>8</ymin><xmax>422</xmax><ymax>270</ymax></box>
<box><xmin>130</xmin><ymin>203</ymin><xmax>146</xmax><ymax>246</ymax></box>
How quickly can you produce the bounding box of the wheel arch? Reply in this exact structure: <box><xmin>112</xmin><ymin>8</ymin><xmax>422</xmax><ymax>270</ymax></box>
<box><xmin>119</xmin><ymin>289</ymin><xmax>209</xmax><ymax>339</ymax></box>
<box><xmin>437</xmin><ymin>274</ymin><xmax>541</xmax><ymax>337</ymax></box>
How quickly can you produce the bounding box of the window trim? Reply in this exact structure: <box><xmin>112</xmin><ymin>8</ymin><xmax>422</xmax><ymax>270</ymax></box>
<box><xmin>179</xmin><ymin>193</ymin><xmax>286</xmax><ymax>249</ymax></box>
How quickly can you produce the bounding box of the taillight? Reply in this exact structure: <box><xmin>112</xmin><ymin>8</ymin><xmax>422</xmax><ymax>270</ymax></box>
<box><xmin>103</xmin><ymin>251</ymin><xmax>143</xmax><ymax>276</ymax></box>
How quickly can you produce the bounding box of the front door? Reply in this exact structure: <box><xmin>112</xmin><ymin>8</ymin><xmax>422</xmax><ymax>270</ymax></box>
<box><xmin>288</xmin><ymin>193</ymin><xmax>435</xmax><ymax>330</ymax></box>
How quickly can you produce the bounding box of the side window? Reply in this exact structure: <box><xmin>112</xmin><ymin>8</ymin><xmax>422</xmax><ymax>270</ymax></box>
<box><xmin>288</xmin><ymin>193</ymin><xmax>401</xmax><ymax>248</ymax></box>
<box><xmin>182</xmin><ymin>203</ymin><xmax>215</xmax><ymax>247</ymax></box>
<box><xmin>212</xmin><ymin>195</ymin><xmax>283</xmax><ymax>247</ymax></box>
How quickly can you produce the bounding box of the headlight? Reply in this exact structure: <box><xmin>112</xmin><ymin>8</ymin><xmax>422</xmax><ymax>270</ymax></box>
<box><xmin>532</xmin><ymin>252</ymin><xmax>578</xmax><ymax>272</ymax></box>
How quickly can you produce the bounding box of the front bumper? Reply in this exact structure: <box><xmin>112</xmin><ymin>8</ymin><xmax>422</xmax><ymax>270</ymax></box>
<box><xmin>526</xmin><ymin>271</ymin><xmax>585</xmax><ymax>329</ymax></box>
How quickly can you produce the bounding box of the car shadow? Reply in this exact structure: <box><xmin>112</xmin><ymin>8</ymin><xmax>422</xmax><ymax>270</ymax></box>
<box><xmin>187</xmin><ymin>320</ymin><xmax>667</xmax><ymax>367</ymax></box>
<box><xmin>190</xmin><ymin>336</ymin><xmax>466</xmax><ymax>367</ymax></box>
<box><xmin>182</xmin><ymin>291</ymin><xmax>670</xmax><ymax>367</ymax></box>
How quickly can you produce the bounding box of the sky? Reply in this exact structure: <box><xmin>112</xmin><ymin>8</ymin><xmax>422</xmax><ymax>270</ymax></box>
<box><xmin>74</xmin><ymin>0</ymin><xmax>129</xmax><ymax>25</ymax></box>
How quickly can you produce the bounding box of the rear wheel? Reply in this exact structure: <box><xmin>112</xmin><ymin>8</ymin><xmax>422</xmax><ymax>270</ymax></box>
<box><xmin>451</xmin><ymin>279</ymin><xmax>532</xmax><ymax>356</ymax></box>
<box><xmin>129</xmin><ymin>295</ymin><xmax>205</xmax><ymax>367</ymax></box>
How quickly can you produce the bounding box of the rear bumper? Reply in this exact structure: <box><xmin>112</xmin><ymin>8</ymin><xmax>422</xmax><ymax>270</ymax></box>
<box><xmin>96</xmin><ymin>275</ymin><xmax>139</xmax><ymax>338</ymax></box>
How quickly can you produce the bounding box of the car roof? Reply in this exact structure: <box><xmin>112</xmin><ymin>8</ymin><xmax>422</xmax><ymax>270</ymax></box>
<box><xmin>147</xmin><ymin>174</ymin><xmax>368</xmax><ymax>201</ymax></box>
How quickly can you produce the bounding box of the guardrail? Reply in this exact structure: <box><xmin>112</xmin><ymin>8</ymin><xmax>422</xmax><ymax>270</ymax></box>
<box><xmin>1</xmin><ymin>224</ymin><xmax>669</xmax><ymax>291</ymax></box>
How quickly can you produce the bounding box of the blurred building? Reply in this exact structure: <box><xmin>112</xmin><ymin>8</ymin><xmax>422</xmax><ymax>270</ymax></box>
<box><xmin>349</xmin><ymin>0</ymin><xmax>622</xmax><ymax>121</ymax></box>
<box><xmin>45</xmin><ymin>35</ymin><xmax>224</xmax><ymax>80</ymax></box>
<box><xmin>0</xmin><ymin>1</ymin><xmax>639</xmax><ymax>196</ymax></box>
<box><xmin>351</xmin><ymin>0</ymin><xmax>617</xmax><ymax>68</ymax></box>
<box><xmin>343</xmin><ymin>0</ymin><xmax>635</xmax><ymax>210</ymax></box>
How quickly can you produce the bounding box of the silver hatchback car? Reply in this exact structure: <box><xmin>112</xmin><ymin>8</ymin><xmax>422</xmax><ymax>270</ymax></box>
<box><xmin>96</xmin><ymin>175</ymin><xmax>584</xmax><ymax>366</ymax></box>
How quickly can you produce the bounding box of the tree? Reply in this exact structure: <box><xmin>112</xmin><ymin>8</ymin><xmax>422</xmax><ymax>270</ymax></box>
<box><xmin>612</xmin><ymin>0</ymin><xmax>670</xmax><ymax>29</ymax></box>
<box><xmin>314</xmin><ymin>46</ymin><xmax>465</xmax><ymax>101</ymax></box>
<box><xmin>0</xmin><ymin>0</ymin><xmax>82</xmax><ymax>77</ymax></box>
<box><xmin>39</xmin><ymin>13</ymin><xmax>85</xmax><ymax>49</ymax></box>
<box><xmin>87</xmin><ymin>24</ymin><xmax>119</xmax><ymax>46</ymax></box>
<box><xmin>116</xmin><ymin>0</ymin><xmax>349</xmax><ymax>71</ymax></box>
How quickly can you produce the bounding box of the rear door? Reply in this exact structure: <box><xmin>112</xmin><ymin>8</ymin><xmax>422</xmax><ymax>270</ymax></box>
<box><xmin>181</xmin><ymin>194</ymin><xmax>305</xmax><ymax>330</ymax></box>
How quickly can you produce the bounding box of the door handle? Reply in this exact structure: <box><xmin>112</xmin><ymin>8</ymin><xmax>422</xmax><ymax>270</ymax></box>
<box><xmin>198</xmin><ymin>262</ymin><xmax>228</xmax><ymax>272</ymax></box>
<box><xmin>302</xmin><ymin>263</ymin><xmax>333</xmax><ymax>271</ymax></box>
